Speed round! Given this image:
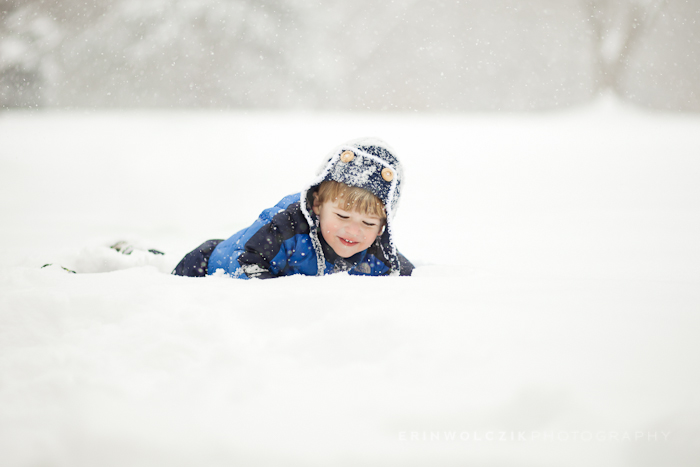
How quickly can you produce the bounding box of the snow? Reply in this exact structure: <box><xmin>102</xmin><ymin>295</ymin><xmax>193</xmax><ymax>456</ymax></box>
<box><xmin>1</xmin><ymin>98</ymin><xmax>700</xmax><ymax>466</ymax></box>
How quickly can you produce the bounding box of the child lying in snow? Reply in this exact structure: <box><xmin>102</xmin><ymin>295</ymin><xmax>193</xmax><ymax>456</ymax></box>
<box><xmin>172</xmin><ymin>138</ymin><xmax>413</xmax><ymax>278</ymax></box>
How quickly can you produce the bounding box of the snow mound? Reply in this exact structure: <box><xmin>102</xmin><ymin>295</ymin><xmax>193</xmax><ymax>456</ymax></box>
<box><xmin>1</xmin><ymin>105</ymin><xmax>699</xmax><ymax>466</ymax></box>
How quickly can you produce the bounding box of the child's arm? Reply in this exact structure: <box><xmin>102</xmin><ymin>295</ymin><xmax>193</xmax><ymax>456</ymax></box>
<box><xmin>235</xmin><ymin>204</ymin><xmax>309</xmax><ymax>279</ymax></box>
<box><xmin>236</xmin><ymin>224</ymin><xmax>288</xmax><ymax>279</ymax></box>
<box><xmin>397</xmin><ymin>251</ymin><xmax>414</xmax><ymax>276</ymax></box>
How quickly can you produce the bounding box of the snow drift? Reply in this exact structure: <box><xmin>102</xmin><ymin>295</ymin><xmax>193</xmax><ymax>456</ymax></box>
<box><xmin>1</xmin><ymin>99</ymin><xmax>699</xmax><ymax>466</ymax></box>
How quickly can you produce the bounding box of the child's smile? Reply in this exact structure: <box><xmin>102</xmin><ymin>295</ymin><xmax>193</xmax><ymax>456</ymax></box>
<box><xmin>312</xmin><ymin>200</ymin><xmax>383</xmax><ymax>258</ymax></box>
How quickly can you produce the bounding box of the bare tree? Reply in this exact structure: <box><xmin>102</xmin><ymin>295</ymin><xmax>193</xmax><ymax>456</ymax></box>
<box><xmin>4</xmin><ymin>0</ymin><xmax>693</xmax><ymax>111</ymax></box>
<box><xmin>585</xmin><ymin>0</ymin><xmax>667</xmax><ymax>94</ymax></box>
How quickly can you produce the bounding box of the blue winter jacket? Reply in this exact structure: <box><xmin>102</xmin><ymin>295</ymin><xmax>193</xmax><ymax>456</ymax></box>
<box><xmin>207</xmin><ymin>192</ymin><xmax>412</xmax><ymax>279</ymax></box>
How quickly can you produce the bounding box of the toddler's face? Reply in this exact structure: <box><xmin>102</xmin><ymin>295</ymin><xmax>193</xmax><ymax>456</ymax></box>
<box><xmin>312</xmin><ymin>200</ymin><xmax>383</xmax><ymax>258</ymax></box>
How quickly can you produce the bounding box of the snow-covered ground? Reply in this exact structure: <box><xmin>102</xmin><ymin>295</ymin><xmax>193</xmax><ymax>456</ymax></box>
<box><xmin>1</xmin><ymin>99</ymin><xmax>699</xmax><ymax>467</ymax></box>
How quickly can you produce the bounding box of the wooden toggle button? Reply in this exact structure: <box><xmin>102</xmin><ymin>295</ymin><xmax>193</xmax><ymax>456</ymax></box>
<box><xmin>381</xmin><ymin>167</ymin><xmax>394</xmax><ymax>182</ymax></box>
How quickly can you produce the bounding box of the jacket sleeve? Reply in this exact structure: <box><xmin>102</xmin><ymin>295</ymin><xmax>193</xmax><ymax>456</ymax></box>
<box><xmin>236</xmin><ymin>206</ymin><xmax>309</xmax><ymax>279</ymax></box>
<box><xmin>397</xmin><ymin>251</ymin><xmax>414</xmax><ymax>276</ymax></box>
<box><xmin>236</xmin><ymin>216</ymin><xmax>289</xmax><ymax>279</ymax></box>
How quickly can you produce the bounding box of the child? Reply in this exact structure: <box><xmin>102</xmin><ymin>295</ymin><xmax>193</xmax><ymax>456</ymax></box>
<box><xmin>172</xmin><ymin>137</ymin><xmax>413</xmax><ymax>278</ymax></box>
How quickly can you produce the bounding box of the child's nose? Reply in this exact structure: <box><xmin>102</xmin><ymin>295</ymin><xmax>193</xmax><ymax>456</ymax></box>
<box><xmin>345</xmin><ymin>222</ymin><xmax>361</xmax><ymax>236</ymax></box>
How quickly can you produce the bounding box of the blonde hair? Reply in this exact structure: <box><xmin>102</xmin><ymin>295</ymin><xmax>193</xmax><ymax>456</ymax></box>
<box><xmin>316</xmin><ymin>180</ymin><xmax>386</xmax><ymax>220</ymax></box>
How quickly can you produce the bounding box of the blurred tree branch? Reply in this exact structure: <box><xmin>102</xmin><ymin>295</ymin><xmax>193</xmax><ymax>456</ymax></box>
<box><xmin>2</xmin><ymin>0</ymin><xmax>696</xmax><ymax>111</ymax></box>
<box><xmin>585</xmin><ymin>0</ymin><xmax>667</xmax><ymax>94</ymax></box>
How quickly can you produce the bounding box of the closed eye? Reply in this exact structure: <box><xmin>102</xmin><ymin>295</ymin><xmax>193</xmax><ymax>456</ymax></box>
<box><xmin>363</xmin><ymin>221</ymin><xmax>376</xmax><ymax>226</ymax></box>
<box><xmin>336</xmin><ymin>213</ymin><xmax>349</xmax><ymax>219</ymax></box>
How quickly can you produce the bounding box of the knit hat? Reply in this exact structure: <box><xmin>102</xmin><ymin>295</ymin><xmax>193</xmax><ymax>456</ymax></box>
<box><xmin>300</xmin><ymin>137</ymin><xmax>404</xmax><ymax>275</ymax></box>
